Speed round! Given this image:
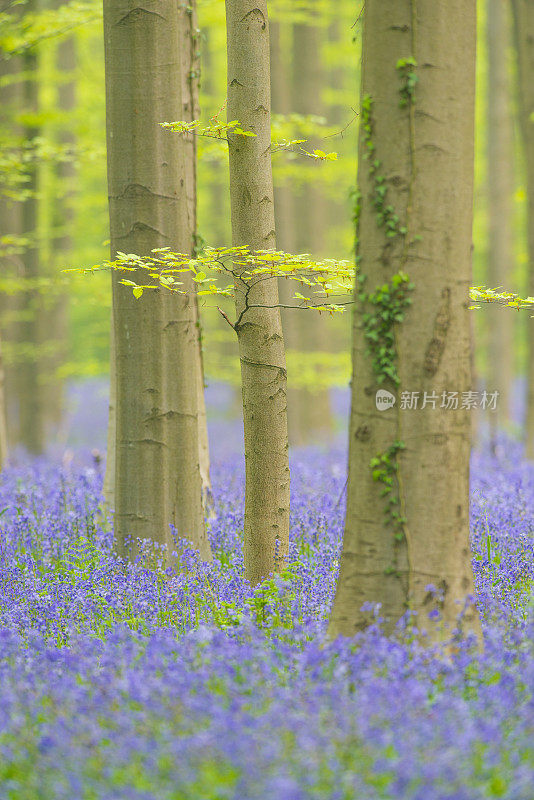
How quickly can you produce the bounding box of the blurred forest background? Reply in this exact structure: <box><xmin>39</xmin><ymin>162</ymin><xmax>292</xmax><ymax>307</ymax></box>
<box><xmin>0</xmin><ymin>0</ymin><xmax>525</xmax><ymax>459</ymax></box>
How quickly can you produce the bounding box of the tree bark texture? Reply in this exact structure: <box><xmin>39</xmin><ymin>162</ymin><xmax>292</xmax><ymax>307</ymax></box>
<box><xmin>511</xmin><ymin>0</ymin><xmax>534</xmax><ymax>458</ymax></box>
<box><xmin>103</xmin><ymin>0</ymin><xmax>211</xmax><ymax>563</ymax></box>
<box><xmin>225</xmin><ymin>0</ymin><xmax>290</xmax><ymax>584</ymax></box>
<box><xmin>328</xmin><ymin>0</ymin><xmax>482</xmax><ymax>645</ymax></box>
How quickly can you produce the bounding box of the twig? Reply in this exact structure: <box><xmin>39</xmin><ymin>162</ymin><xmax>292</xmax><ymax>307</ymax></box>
<box><xmin>216</xmin><ymin>307</ymin><xmax>235</xmax><ymax>330</ymax></box>
<box><xmin>351</xmin><ymin>3</ymin><xmax>365</xmax><ymax>28</ymax></box>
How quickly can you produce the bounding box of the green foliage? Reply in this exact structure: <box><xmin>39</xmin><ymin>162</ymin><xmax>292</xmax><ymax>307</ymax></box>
<box><xmin>361</xmin><ymin>94</ymin><xmax>407</xmax><ymax>239</ymax></box>
<box><xmin>65</xmin><ymin>246</ymin><xmax>354</xmax><ymax>324</ymax></box>
<box><xmin>357</xmin><ymin>86</ymin><xmax>416</xmax><ymax>583</ymax></box>
<box><xmin>357</xmin><ymin>271</ymin><xmax>414</xmax><ymax>386</ymax></box>
<box><xmin>0</xmin><ymin>0</ymin><xmax>100</xmax><ymax>57</ymax></box>
<box><xmin>396</xmin><ymin>56</ymin><xmax>418</xmax><ymax>108</ymax></box>
<box><xmin>162</xmin><ymin>111</ymin><xmax>339</xmax><ymax>162</ymax></box>
<box><xmin>160</xmin><ymin>118</ymin><xmax>257</xmax><ymax>140</ymax></box>
<box><xmin>369</xmin><ymin>441</ymin><xmax>407</xmax><ymax>543</ymax></box>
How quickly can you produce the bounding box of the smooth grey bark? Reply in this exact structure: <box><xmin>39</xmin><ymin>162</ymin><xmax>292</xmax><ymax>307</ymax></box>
<box><xmin>225</xmin><ymin>0</ymin><xmax>290</xmax><ymax>584</ymax></box>
<box><xmin>103</xmin><ymin>0</ymin><xmax>211</xmax><ymax>563</ymax></box>
<box><xmin>328</xmin><ymin>0</ymin><xmax>482</xmax><ymax>646</ymax></box>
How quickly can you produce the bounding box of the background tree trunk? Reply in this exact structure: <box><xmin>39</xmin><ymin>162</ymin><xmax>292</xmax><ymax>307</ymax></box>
<box><xmin>183</xmin><ymin>7</ymin><xmax>214</xmax><ymax>515</ymax></box>
<box><xmin>511</xmin><ymin>0</ymin><xmax>534</xmax><ymax>458</ymax></box>
<box><xmin>225</xmin><ymin>0</ymin><xmax>290</xmax><ymax>584</ymax></box>
<box><xmin>103</xmin><ymin>318</ymin><xmax>115</xmax><ymax>509</ymax></box>
<box><xmin>290</xmin><ymin>12</ymin><xmax>334</xmax><ymax>446</ymax></box>
<box><xmin>270</xmin><ymin>19</ymin><xmax>304</xmax><ymax>446</ymax></box>
<box><xmin>17</xmin><ymin>18</ymin><xmax>45</xmax><ymax>455</ymax></box>
<box><xmin>0</xmin><ymin>25</ymin><xmax>23</xmax><ymax>461</ymax></box>
<box><xmin>103</xmin><ymin>0</ymin><xmax>211</xmax><ymax>563</ymax></box>
<box><xmin>45</xmin><ymin>27</ymin><xmax>77</xmax><ymax>442</ymax></box>
<box><xmin>328</xmin><ymin>0</ymin><xmax>482</xmax><ymax>645</ymax></box>
<box><xmin>487</xmin><ymin>0</ymin><xmax>514</xmax><ymax>442</ymax></box>
<box><xmin>0</xmin><ymin>337</ymin><xmax>8</xmax><ymax>468</ymax></box>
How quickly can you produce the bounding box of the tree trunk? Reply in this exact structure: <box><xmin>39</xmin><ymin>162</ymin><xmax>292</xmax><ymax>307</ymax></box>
<box><xmin>0</xmin><ymin>27</ymin><xmax>23</xmax><ymax>461</ymax></box>
<box><xmin>328</xmin><ymin>0</ymin><xmax>482</xmax><ymax>645</ymax></box>
<box><xmin>103</xmin><ymin>318</ymin><xmax>115</xmax><ymax>509</ymax></box>
<box><xmin>103</xmin><ymin>0</ymin><xmax>211</xmax><ymax>563</ymax></box>
<box><xmin>45</xmin><ymin>28</ymin><xmax>76</xmax><ymax>442</ymax></box>
<box><xmin>225</xmin><ymin>0</ymin><xmax>290</xmax><ymax>584</ymax></box>
<box><xmin>17</xmin><ymin>29</ymin><xmax>45</xmax><ymax>455</ymax></box>
<box><xmin>270</xmin><ymin>19</ymin><xmax>305</xmax><ymax>446</ymax></box>
<box><xmin>511</xmin><ymin>0</ymin><xmax>534</xmax><ymax>458</ymax></box>
<box><xmin>0</xmin><ymin>337</ymin><xmax>8</xmax><ymax>469</ymax></box>
<box><xmin>184</xmin><ymin>11</ymin><xmax>213</xmax><ymax>515</ymax></box>
<box><xmin>487</xmin><ymin>0</ymin><xmax>514</xmax><ymax>442</ymax></box>
<box><xmin>290</xmin><ymin>13</ymin><xmax>334</xmax><ymax>445</ymax></box>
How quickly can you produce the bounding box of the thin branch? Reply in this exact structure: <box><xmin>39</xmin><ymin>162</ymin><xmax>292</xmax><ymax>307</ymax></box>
<box><xmin>216</xmin><ymin>306</ymin><xmax>235</xmax><ymax>330</ymax></box>
<box><xmin>324</xmin><ymin>108</ymin><xmax>359</xmax><ymax>140</ymax></box>
<box><xmin>246</xmin><ymin>301</ymin><xmax>354</xmax><ymax>311</ymax></box>
<box><xmin>351</xmin><ymin>3</ymin><xmax>365</xmax><ymax>28</ymax></box>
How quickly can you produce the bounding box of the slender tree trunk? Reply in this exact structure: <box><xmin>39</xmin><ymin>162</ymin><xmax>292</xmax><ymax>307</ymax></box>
<box><xmin>487</xmin><ymin>0</ymin><xmax>514</xmax><ymax>442</ymax></box>
<box><xmin>0</xmin><ymin>29</ymin><xmax>23</xmax><ymax>461</ymax></box>
<box><xmin>195</xmin><ymin>312</ymin><xmax>214</xmax><ymax>516</ymax></box>
<box><xmin>103</xmin><ymin>318</ymin><xmax>115</xmax><ymax>509</ymax></box>
<box><xmin>0</xmin><ymin>337</ymin><xmax>8</xmax><ymax>469</ymax></box>
<box><xmin>290</xmin><ymin>13</ymin><xmax>334</xmax><ymax>445</ymax></box>
<box><xmin>200</xmin><ymin>27</ymin><xmax>230</xmax><ymax>249</ymax></box>
<box><xmin>270</xmin><ymin>21</ymin><xmax>294</xmax><ymax>258</ymax></box>
<box><xmin>270</xmin><ymin>20</ymin><xmax>305</xmax><ymax>446</ymax></box>
<box><xmin>0</xmin><ymin>0</ymin><xmax>44</xmax><ymax>454</ymax></box>
<box><xmin>17</xmin><ymin>22</ymin><xmax>45</xmax><ymax>455</ymax></box>
<box><xmin>45</xmin><ymin>28</ymin><xmax>77</xmax><ymax>440</ymax></box>
<box><xmin>328</xmin><ymin>0</ymin><xmax>482</xmax><ymax>645</ymax></box>
<box><xmin>225</xmin><ymin>0</ymin><xmax>290</xmax><ymax>584</ymax></box>
<box><xmin>185</xmin><ymin>12</ymin><xmax>213</xmax><ymax>514</ymax></box>
<box><xmin>103</xmin><ymin>0</ymin><xmax>211</xmax><ymax>562</ymax></box>
<box><xmin>511</xmin><ymin>0</ymin><xmax>534</xmax><ymax>458</ymax></box>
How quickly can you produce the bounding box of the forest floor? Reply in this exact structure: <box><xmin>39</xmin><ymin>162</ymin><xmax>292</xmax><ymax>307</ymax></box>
<box><xmin>0</xmin><ymin>441</ymin><xmax>532</xmax><ymax>798</ymax></box>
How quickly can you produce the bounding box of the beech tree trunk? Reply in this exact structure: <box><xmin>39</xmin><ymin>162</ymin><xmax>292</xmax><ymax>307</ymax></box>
<box><xmin>0</xmin><ymin>338</ymin><xmax>7</xmax><ymax>469</ymax></box>
<box><xmin>45</xmin><ymin>28</ymin><xmax>76</xmax><ymax>440</ymax></box>
<box><xmin>511</xmin><ymin>0</ymin><xmax>534</xmax><ymax>458</ymax></box>
<box><xmin>225</xmin><ymin>0</ymin><xmax>290</xmax><ymax>584</ymax></box>
<box><xmin>328</xmin><ymin>0</ymin><xmax>482</xmax><ymax>645</ymax></box>
<box><xmin>103</xmin><ymin>0</ymin><xmax>211</xmax><ymax>563</ymax></box>
<box><xmin>290</xmin><ymin>14</ymin><xmax>334</xmax><ymax>445</ymax></box>
<box><xmin>487</xmin><ymin>0</ymin><xmax>514</xmax><ymax>440</ymax></box>
<box><xmin>270</xmin><ymin>20</ymin><xmax>303</xmax><ymax>446</ymax></box>
<box><xmin>103</xmin><ymin>319</ymin><xmax>115</xmax><ymax>509</ymax></box>
<box><xmin>18</xmin><ymin>30</ymin><xmax>45</xmax><ymax>455</ymax></box>
<box><xmin>0</xmin><ymin>31</ymin><xmax>22</xmax><ymax>464</ymax></box>
<box><xmin>184</xmin><ymin>20</ymin><xmax>213</xmax><ymax>515</ymax></box>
